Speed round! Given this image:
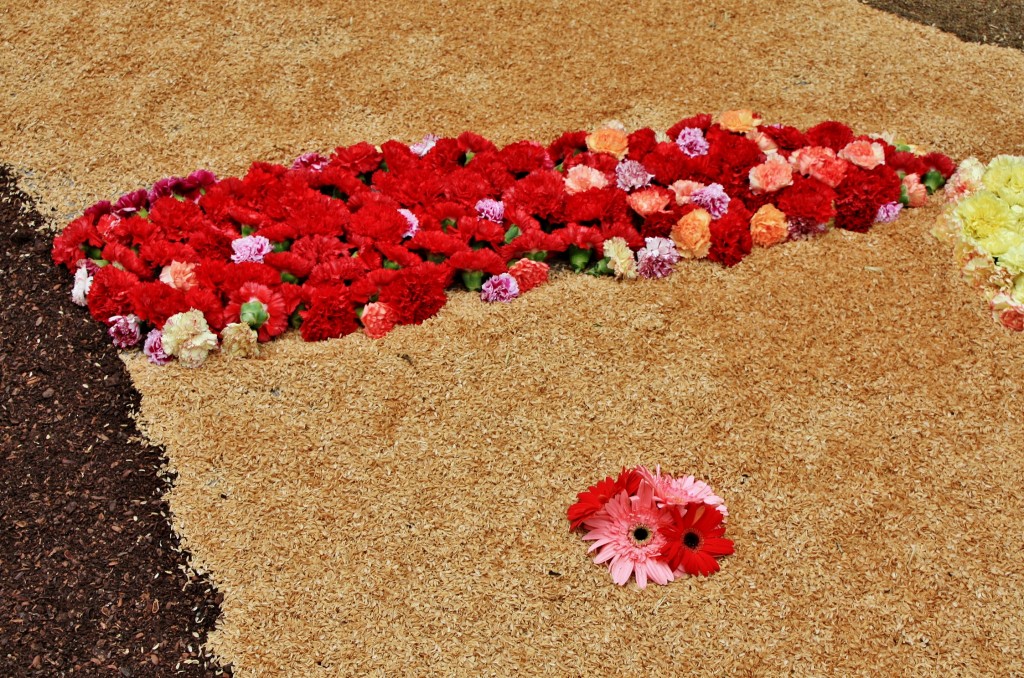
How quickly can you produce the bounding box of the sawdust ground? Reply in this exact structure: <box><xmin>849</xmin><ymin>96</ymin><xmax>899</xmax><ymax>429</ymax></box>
<box><xmin>9</xmin><ymin>0</ymin><xmax>1024</xmax><ymax>673</ymax></box>
<box><xmin>2</xmin><ymin>0</ymin><xmax>1023</xmax><ymax>225</ymax></box>
<box><xmin>128</xmin><ymin>203</ymin><xmax>1024</xmax><ymax>676</ymax></box>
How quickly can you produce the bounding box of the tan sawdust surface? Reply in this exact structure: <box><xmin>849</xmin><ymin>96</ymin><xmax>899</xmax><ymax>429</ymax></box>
<box><xmin>128</xmin><ymin>204</ymin><xmax>1024</xmax><ymax>676</ymax></box>
<box><xmin>2</xmin><ymin>0</ymin><xmax>1024</xmax><ymax>224</ymax></box>
<box><xmin>9</xmin><ymin>0</ymin><xmax>1024</xmax><ymax>674</ymax></box>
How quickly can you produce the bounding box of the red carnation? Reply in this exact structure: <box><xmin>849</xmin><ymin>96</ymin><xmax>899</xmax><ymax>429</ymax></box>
<box><xmin>377</xmin><ymin>263</ymin><xmax>450</xmax><ymax>325</ymax></box>
<box><xmin>834</xmin><ymin>165</ymin><xmax>901</xmax><ymax>233</ymax></box>
<box><xmin>128</xmin><ymin>282</ymin><xmax>190</xmax><ymax>328</ymax></box>
<box><xmin>497</xmin><ymin>140</ymin><xmax>554</xmax><ymax>175</ymax></box>
<box><xmin>708</xmin><ymin>205</ymin><xmax>753</xmax><ymax>267</ymax></box>
<box><xmin>185</xmin><ymin>286</ymin><xmax>226</xmax><ymax>332</ymax></box>
<box><xmin>299</xmin><ymin>286</ymin><xmax>359</xmax><ymax>341</ymax></box>
<box><xmin>922</xmin><ymin>151</ymin><xmax>956</xmax><ymax>179</ymax></box>
<box><xmin>503</xmin><ymin>170</ymin><xmax>565</xmax><ymax>220</ymax></box>
<box><xmin>457</xmin><ymin>131</ymin><xmax>497</xmax><ymax>156</ymax></box>
<box><xmin>776</xmin><ymin>176</ymin><xmax>837</xmax><ymax>227</ymax></box>
<box><xmin>566</xmin><ymin>467</ymin><xmax>643</xmax><ymax>531</ymax></box>
<box><xmin>87</xmin><ymin>266</ymin><xmax>139</xmax><ymax>323</ymax></box>
<box><xmin>757</xmin><ymin>124</ymin><xmax>808</xmax><ymax>152</ymax></box>
<box><xmin>547</xmin><ymin>130</ymin><xmax>589</xmax><ymax>163</ymax></box>
<box><xmin>885</xmin><ymin>150</ymin><xmax>928</xmax><ymax>177</ymax></box>
<box><xmin>264</xmin><ymin>251</ymin><xmax>315</xmax><ymax>280</ymax></box>
<box><xmin>330</xmin><ymin>141</ymin><xmax>383</xmax><ymax>174</ymax></box>
<box><xmin>563</xmin><ymin>187</ymin><xmax>624</xmax><ymax>223</ymax></box>
<box><xmin>641</xmin><ymin>142</ymin><xmax>693</xmax><ymax>186</ymax></box>
<box><xmin>805</xmin><ymin>120</ymin><xmax>855</xmax><ymax>151</ymax></box>
<box><xmin>348</xmin><ymin>202</ymin><xmax>410</xmax><ymax>244</ymax></box>
<box><xmin>291</xmin><ymin>235</ymin><xmax>350</xmax><ymax>265</ymax></box>
<box><xmin>305</xmin><ymin>256</ymin><xmax>367</xmax><ymax>286</ymax></box>
<box><xmin>148</xmin><ymin>196</ymin><xmax>213</xmax><ymax>241</ymax></box>
<box><xmin>101</xmin><ymin>242</ymin><xmax>152</xmax><ymax>280</ymax></box>
<box><xmin>138</xmin><ymin>240</ymin><xmax>199</xmax><ymax>268</ymax></box>
<box><xmin>448</xmin><ymin>249</ymin><xmax>507</xmax><ymax>276</ymax></box>
<box><xmin>626</xmin><ymin>127</ymin><xmax>658</xmax><ymax>161</ymax></box>
<box><xmin>52</xmin><ymin>216</ymin><xmax>101</xmax><ymax>269</ymax></box>
<box><xmin>225</xmin><ymin>282</ymin><xmax>288</xmax><ymax>342</ymax></box>
<box><xmin>379</xmin><ymin>140</ymin><xmax>421</xmax><ymax>175</ymax></box>
<box><xmin>424</xmin><ymin>138</ymin><xmax>464</xmax><ymax>172</ymax></box>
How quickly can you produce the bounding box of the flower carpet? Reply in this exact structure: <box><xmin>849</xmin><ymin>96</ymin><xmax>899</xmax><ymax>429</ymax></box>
<box><xmin>4</xmin><ymin>0</ymin><xmax>1024</xmax><ymax>675</ymax></box>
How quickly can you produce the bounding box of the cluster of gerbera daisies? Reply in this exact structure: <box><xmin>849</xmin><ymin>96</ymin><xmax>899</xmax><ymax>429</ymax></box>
<box><xmin>567</xmin><ymin>466</ymin><xmax>733</xmax><ymax>588</ymax></box>
<box><xmin>52</xmin><ymin>111</ymin><xmax>953</xmax><ymax>367</ymax></box>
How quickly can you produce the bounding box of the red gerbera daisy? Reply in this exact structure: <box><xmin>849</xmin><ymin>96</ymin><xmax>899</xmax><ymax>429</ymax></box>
<box><xmin>663</xmin><ymin>503</ymin><xmax>734</xmax><ymax>577</ymax></box>
<box><xmin>566</xmin><ymin>467</ymin><xmax>643</xmax><ymax>531</ymax></box>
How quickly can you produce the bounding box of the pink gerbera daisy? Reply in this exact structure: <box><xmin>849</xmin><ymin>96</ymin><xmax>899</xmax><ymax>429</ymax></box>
<box><xmin>581</xmin><ymin>482</ymin><xmax>675</xmax><ymax>588</ymax></box>
<box><xmin>638</xmin><ymin>465</ymin><xmax>728</xmax><ymax>517</ymax></box>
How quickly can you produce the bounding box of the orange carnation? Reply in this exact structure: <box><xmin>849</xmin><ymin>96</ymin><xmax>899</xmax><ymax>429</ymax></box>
<box><xmin>586</xmin><ymin>128</ymin><xmax>629</xmax><ymax>159</ymax></box>
<box><xmin>750</xmin><ymin>204</ymin><xmax>789</xmax><ymax>248</ymax></box>
<box><xmin>718</xmin><ymin>109</ymin><xmax>761</xmax><ymax>134</ymax></box>
<box><xmin>671</xmin><ymin>209</ymin><xmax>712</xmax><ymax>259</ymax></box>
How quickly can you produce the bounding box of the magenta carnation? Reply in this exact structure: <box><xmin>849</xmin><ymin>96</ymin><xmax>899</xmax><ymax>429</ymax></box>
<box><xmin>875</xmin><ymin>201</ymin><xmax>903</xmax><ymax>224</ymax></box>
<box><xmin>675</xmin><ymin>127</ymin><xmax>710</xmax><ymax>157</ymax></box>
<box><xmin>480</xmin><ymin>272</ymin><xmax>520</xmax><ymax>303</ymax></box>
<box><xmin>231</xmin><ymin>235</ymin><xmax>273</xmax><ymax>264</ymax></box>
<box><xmin>475</xmin><ymin>198</ymin><xmax>505</xmax><ymax>223</ymax></box>
<box><xmin>691</xmin><ymin>183</ymin><xmax>730</xmax><ymax>219</ymax></box>
<box><xmin>107</xmin><ymin>314</ymin><xmax>141</xmax><ymax>349</ymax></box>
<box><xmin>143</xmin><ymin>329</ymin><xmax>171</xmax><ymax>365</ymax></box>
<box><xmin>615</xmin><ymin>159</ymin><xmax>654</xmax><ymax>192</ymax></box>
<box><xmin>292</xmin><ymin>152</ymin><xmax>330</xmax><ymax>171</ymax></box>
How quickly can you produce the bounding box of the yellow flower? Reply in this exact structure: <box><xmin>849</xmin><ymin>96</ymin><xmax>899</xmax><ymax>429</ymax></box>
<box><xmin>221</xmin><ymin>322</ymin><xmax>260</xmax><ymax>358</ymax></box>
<box><xmin>602</xmin><ymin>237</ymin><xmax>637</xmax><ymax>279</ymax></box>
<box><xmin>983</xmin><ymin>155</ymin><xmax>1024</xmax><ymax>207</ymax></box>
<box><xmin>1013</xmin><ymin>275</ymin><xmax>1024</xmax><ymax>304</ymax></box>
<box><xmin>162</xmin><ymin>309</ymin><xmax>218</xmax><ymax>368</ymax></box>
<box><xmin>953</xmin><ymin>192</ymin><xmax>1020</xmax><ymax>254</ymax></box>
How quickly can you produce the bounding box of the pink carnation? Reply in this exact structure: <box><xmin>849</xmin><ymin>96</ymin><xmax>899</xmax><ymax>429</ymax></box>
<box><xmin>509</xmin><ymin>258</ymin><xmax>550</xmax><ymax>292</ymax></box>
<box><xmin>361</xmin><ymin>302</ymin><xmax>398</xmax><ymax>339</ymax></box>
<box><xmin>564</xmin><ymin>165</ymin><xmax>609</xmax><ymax>195</ymax></box>
<box><xmin>398</xmin><ymin>208</ymin><xmax>420</xmax><ymax>238</ymax></box>
<box><xmin>875</xmin><ymin>201</ymin><xmax>903</xmax><ymax>223</ymax></box>
<box><xmin>475</xmin><ymin>198</ymin><xmax>505</xmax><ymax>223</ymax></box>
<box><xmin>749</xmin><ymin>156</ymin><xmax>794</xmax><ymax>194</ymax></box>
<box><xmin>902</xmin><ymin>173</ymin><xmax>928</xmax><ymax>208</ymax></box>
<box><xmin>838</xmin><ymin>140</ymin><xmax>886</xmax><ymax>170</ymax></box>
<box><xmin>410</xmin><ymin>134</ymin><xmax>439</xmax><ymax>157</ymax></box>
<box><xmin>292</xmin><ymin>151</ymin><xmax>330</xmax><ymax>171</ymax></box>
<box><xmin>790</xmin><ymin>146</ymin><xmax>847</xmax><ymax>188</ymax></box>
<box><xmin>231</xmin><ymin>235</ymin><xmax>273</xmax><ymax>264</ymax></box>
<box><xmin>675</xmin><ymin>127</ymin><xmax>709</xmax><ymax>157</ymax></box>
<box><xmin>615</xmin><ymin>159</ymin><xmax>653</xmax><ymax>192</ymax></box>
<box><xmin>691</xmin><ymin>183</ymin><xmax>730</xmax><ymax>219</ymax></box>
<box><xmin>143</xmin><ymin>329</ymin><xmax>171</xmax><ymax>365</ymax></box>
<box><xmin>480</xmin><ymin>273</ymin><xmax>520</xmax><ymax>303</ymax></box>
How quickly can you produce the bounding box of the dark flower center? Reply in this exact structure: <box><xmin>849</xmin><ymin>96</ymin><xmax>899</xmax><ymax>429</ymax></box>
<box><xmin>631</xmin><ymin>526</ymin><xmax>651</xmax><ymax>544</ymax></box>
<box><xmin>683</xmin><ymin>531</ymin><xmax>701</xmax><ymax>549</ymax></box>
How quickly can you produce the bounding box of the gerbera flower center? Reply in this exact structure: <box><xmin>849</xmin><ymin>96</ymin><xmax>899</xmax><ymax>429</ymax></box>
<box><xmin>683</xmin><ymin>530</ymin><xmax>701</xmax><ymax>549</ymax></box>
<box><xmin>630</xmin><ymin>524</ymin><xmax>653</xmax><ymax>546</ymax></box>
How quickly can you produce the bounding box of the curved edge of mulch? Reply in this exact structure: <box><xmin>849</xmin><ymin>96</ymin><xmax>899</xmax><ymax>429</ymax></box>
<box><xmin>860</xmin><ymin>0</ymin><xmax>1024</xmax><ymax>51</ymax></box>
<box><xmin>0</xmin><ymin>166</ymin><xmax>230</xmax><ymax>676</ymax></box>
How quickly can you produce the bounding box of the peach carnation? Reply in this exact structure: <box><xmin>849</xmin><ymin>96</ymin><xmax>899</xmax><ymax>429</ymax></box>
<box><xmin>838</xmin><ymin>140</ymin><xmax>886</xmax><ymax>170</ymax></box>
<box><xmin>671</xmin><ymin>208</ymin><xmax>712</xmax><ymax>259</ymax></box>
<box><xmin>669</xmin><ymin>180</ymin><xmax>706</xmax><ymax>206</ymax></box>
<box><xmin>361</xmin><ymin>302</ymin><xmax>398</xmax><ymax>339</ymax></box>
<box><xmin>627</xmin><ymin>187</ymin><xmax>673</xmax><ymax>216</ymax></box>
<box><xmin>748</xmin><ymin>156</ymin><xmax>794</xmax><ymax>194</ymax></box>
<box><xmin>586</xmin><ymin>127</ymin><xmax>629</xmax><ymax>159</ymax></box>
<box><xmin>565</xmin><ymin>165</ymin><xmax>610</xmax><ymax>195</ymax></box>
<box><xmin>718</xmin><ymin>109</ymin><xmax>761</xmax><ymax>133</ymax></box>
<box><xmin>747</xmin><ymin>129</ymin><xmax>779</xmax><ymax>154</ymax></box>
<box><xmin>902</xmin><ymin>173</ymin><xmax>929</xmax><ymax>208</ymax></box>
<box><xmin>790</xmin><ymin>146</ymin><xmax>847</xmax><ymax>188</ymax></box>
<box><xmin>509</xmin><ymin>258</ymin><xmax>550</xmax><ymax>292</ymax></box>
<box><xmin>220</xmin><ymin>322</ymin><xmax>260</xmax><ymax>358</ymax></box>
<box><xmin>749</xmin><ymin>204</ymin><xmax>789</xmax><ymax>248</ymax></box>
<box><xmin>159</xmin><ymin>260</ymin><xmax>198</xmax><ymax>291</ymax></box>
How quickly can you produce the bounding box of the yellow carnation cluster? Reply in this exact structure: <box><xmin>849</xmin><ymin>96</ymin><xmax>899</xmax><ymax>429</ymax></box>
<box><xmin>940</xmin><ymin>155</ymin><xmax>1024</xmax><ymax>325</ymax></box>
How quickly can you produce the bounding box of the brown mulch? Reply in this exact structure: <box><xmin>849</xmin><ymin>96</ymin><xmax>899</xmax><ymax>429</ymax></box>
<box><xmin>0</xmin><ymin>166</ymin><xmax>229</xmax><ymax>676</ymax></box>
<box><xmin>861</xmin><ymin>0</ymin><xmax>1024</xmax><ymax>49</ymax></box>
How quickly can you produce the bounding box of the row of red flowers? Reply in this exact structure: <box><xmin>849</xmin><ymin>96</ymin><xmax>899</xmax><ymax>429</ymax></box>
<box><xmin>52</xmin><ymin>111</ymin><xmax>954</xmax><ymax>365</ymax></box>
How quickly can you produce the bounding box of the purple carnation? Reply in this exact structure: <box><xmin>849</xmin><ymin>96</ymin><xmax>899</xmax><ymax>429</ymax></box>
<box><xmin>480</xmin><ymin>273</ymin><xmax>520</xmax><ymax>303</ymax></box>
<box><xmin>399</xmin><ymin>208</ymin><xmax>420</xmax><ymax>238</ymax></box>
<box><xmin>143</xmin><ymin>329</ymin><xmax>172</xmax><ymax>366</ymax></box>
<box><xmin>691</xmin><ymin>183</ymin><xmax>730</xmax><ymax>219</ymax></box>
<box><xmin>148</xmin><ymin>176</ymin><xmax>182</xmax><ymax>203</ymax></box>
<box><xmin>181</xmin><ymin>169</ymin><xmax>217</xmax><ymax>196</ymax></box>
<box><xmin>83</xmin><ymin>200</ymin><xmax>113</xmax><ymax>222</ymax></box>
<box><xmin>107</xmin><ymin>315</ymin><xmax>141</xmax><ymax>349</ymax></box>
<box><xmin>112</xmin><ymin>189</ymin><xmax>149</xmax><ymax>218</ymax></box>
<box><xmin>475</xmin><ymin>198</ymin><xmax>505</xmax><ymax>223</ymax></box>
<box><xmin>410</xmin><ymin>134</ymin><xmax>439</xmax><ymax>157</ymax></box>
<box><xmin>875</xmin><ymin>201</ymin><xmax>903</xmax><ymax>224</ymax></box>
<box><xmin>615</xmin><ymin>159</ymin><xmax>653</xmax><ymax>192</ymax></box>
<box><xmin>231</xmin><ymin>235</ymin><xmax>273</xmax><ymax>264</ymax></box>
<box><xmin>637</xmin><ymin>237</ymin><xmax>681</xmax><ymax>279</ymax></box>
<box><xmin>675</xmin><ymin>127</ymin><xmax>710</xmax><ymax>157</ymax></box>
<box><xmin>292</xmin><ymin>152</ymin><xmax>329</xmax><ymax>171</ymax></box>
<box><xmin>788</xmin><ymin>217</ymin><xmax>828</xmax><ymax>240</ymax></box>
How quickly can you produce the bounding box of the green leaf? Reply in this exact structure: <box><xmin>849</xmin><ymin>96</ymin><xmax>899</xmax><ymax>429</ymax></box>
<box><xmin>272</xmin><ymin>239</ymin><xmax>292</xmax><ymax>253</ymax></box>
<box><xmin>922</xmin><ymin>169</ymin><xmax>946</xmax><ymax>195</ymax></box>
<box><xmin>383</xmin><ymin>260</ymin><xmax>401</xmax><ymax>270</ymax></box>
<box><xmin>280</xmin><ymin>272</ymin><xmax>299</xmax><ymax>284</ymax></box>
<box><xmin>503</xmin><ymin>224</ymin><xmax>522</xmax><ymax>244</ymax></box>
<box><xmin>525</xmin><ymin>250</ymin><xmax>547</xmax><ymax>262</ymax></box>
